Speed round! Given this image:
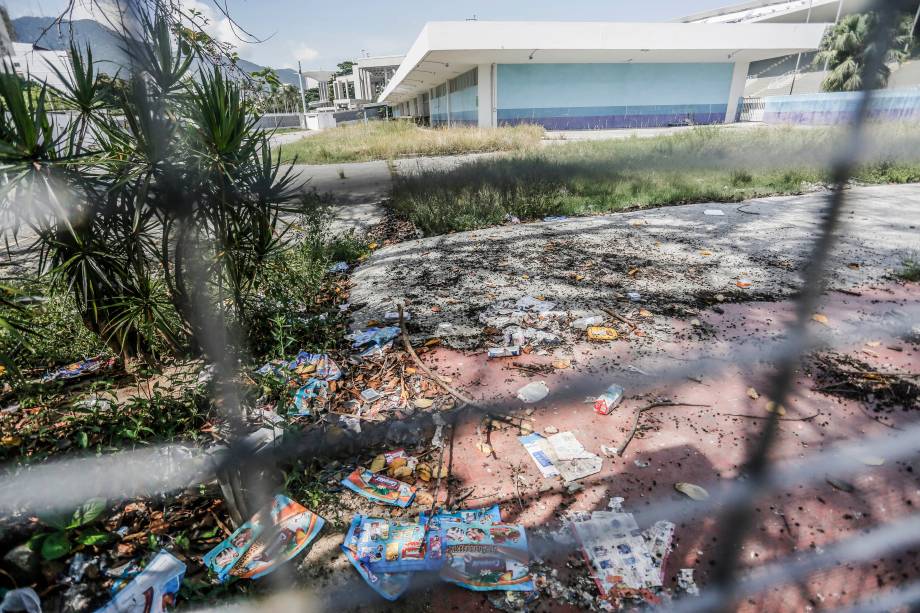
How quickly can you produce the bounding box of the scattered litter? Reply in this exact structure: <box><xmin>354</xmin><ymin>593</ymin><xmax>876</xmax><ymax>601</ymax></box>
<box><xmin>519</xmin><ymin>434</ymin><xmax>560</xmax><ymax>478</ymax></box>
<box><xmin>487</xmin><ymin>590</ymin><xmax>540</xmax><ymax>612</ymax></box>
<box><xmin>812</xmin><ymin>313</ymin><xmax>829</xmax><ymax>325</ymax></box>
<box><xmin>515</xmin><ymin>296</ymin><xmax>557</xmax><ymax>313</ymax></box>
<box><xmin>385</xmin><ymin>311</ymin><xmax>410</xmax><ymax>322</ymax></box>
<box><xmin>543</xmin><ymin>216</ymin><xmax>568</xmax><ymax>223</ymax></box>
<box><xmin>97</xmin><ymin>550</ymin><xmax>185</xmax><ymax>612</ymax></box>
<box><xmin>41</xmin><ymin>356</ymin><xmax>115</xmax><ymax>383</ymax></box>
<box><xmin>594</xmin><ymin>384</ymin><xmax>624</xmax><ymax>415</ymax></box>
<box><xmin>342</xmin><ymin>516</ymin><xmax>412</xmax><ymax>601</ymax></box>
<box><xmin>570</xmin><ymin>315</ymin><xmax>605</xmax><ymax>330</ymax></box>
<box><xmin>197</xmin><ymin>364</ymin><xmax>216</xmax><ymax>386</ymax></box>
<box><xmin>601</xmin><ymin>445</ymin><xmax>619</xmax><ymax>458</ymax></box>
<box><xmin>255</xmin><ymin>352</ymin><xmax>342</xmax><ymax>417</ymax></box>
<box><xmin>361</xmin><ymin>388</ymin><xmax>382</xmax><ymax>402</ymax></box>
<box><xmin>746</xmin><ymin>387</ymin><xmax>760</xmax><ymax>400</ymax></box>
<box><xmin>736</xmin><ymin>279</ymin><xmax>753</xmax><ymax>289</ymax></box>
<box><xmin>677</xmin><ymin>568</ymin><xmax>700</xmax><ymax>596</ymax></box>
<box><xmin>626</xmin><ymin>292</ymin><xmax>642</xmax><ymax>302</ymax></box>
<box><xmin>552</xmin><ymin>358</ymin><xmax>571</xmax><ymax>370</ymax></box>
<box><xmin>704</xmin><ymin>209</ymin><xmax>725</xmax><ymax>216</ymax></box>
<box><xmin>587</xmin><ymin>327</ymin><xmax>618</xmax><ymax>342</ymax></box>
<box><xmin>570</xmin><ymin>503</ymin><xmax>675</xmax><ymax>597</ymax></box>
<box><xmin>341</xmin><ymin>415</ymin><xmax>362</xmax><ymax>434</ymax></box>
<box><xmin>520</xmin><ymin>432</ymin><xmax>602</xmax><ymax>483</ymax></box>
<box><xmin>674</xmin><ymin>482</ymin><xmax>710</xmax><ymax>501</ymax></box>
<box><xmin>504</xmin><ymin>214</ymin><xmax>521</xmax><ymax>224</ymax></box>
<box><xmin>440</xmin><ymin>522</ymin><xmax>534</xmax><ymax>592</ymax></box>
<box><xmin>203</xmin><ymin>495</ymin><xmax>324</xmax><ymax>582</ymax></box>
<box><xmin>488</xmin><ymin>346</ymin><xmax>521</xmax><ymax>359</ymax></box>
<box><xmin>634</xmin><ymin>459</ymin><xmax>649</xmax><ymax>468</ymax></box>
<box><xmin>349</xmin><ymin>327</ymin><xmax>401</xmax><ymax>357</ymax></box>
<box><xmin>342</xmin><ymin>468</ymin><xmax>416</xmax><ymax>507</ymax></box>
<box><xmin>328</xmin><ymin>261</ymin><xmax>350</xmax><ymax>274</ymax></box>
<box><xmin>0</xmin><ymin>588</ymin><xmax>41</xmax><ymax>613</ymax></box>
<box><xmin>544</xmin><ymin>426</ymin><xmax>559</xmax><ymax>434</ymax></box>
<box><xmin>516</xmin><ymin>381</ymin><xmax>549</xmax><ymax>403</ymax></box>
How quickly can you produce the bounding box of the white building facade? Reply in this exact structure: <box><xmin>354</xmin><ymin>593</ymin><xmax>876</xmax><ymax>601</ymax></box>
<box><xmin>380</xmin><ymin>21</ymin><xmax>826</xmax><ymax>129</ymax></box>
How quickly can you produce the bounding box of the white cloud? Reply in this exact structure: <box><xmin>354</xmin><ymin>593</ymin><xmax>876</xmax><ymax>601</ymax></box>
<box><xmin>291</xmin><ymin>44</ymin><xmax>320</xmax><ymax>63</ymax></box>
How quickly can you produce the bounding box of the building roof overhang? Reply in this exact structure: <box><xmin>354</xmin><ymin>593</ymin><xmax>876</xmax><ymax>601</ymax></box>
<box><xmin>379</xmin><ymin>20</ymin><xmax>829</xmax><ymax>104</ymax></box>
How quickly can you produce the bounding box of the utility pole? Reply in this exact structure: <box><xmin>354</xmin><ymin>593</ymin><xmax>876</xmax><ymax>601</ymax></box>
<box><xmin>823</xmin><ymin>0</ymin><xmax>846</xmax><ymax>71</ymax></box>
<box><xmin>907</xmin><ymin>1</ymin><xmax>920</xmax><ymax>53</ymax></box>
<box><xmin>789</xmin><ymin>0</ymin><xmax>814</xmax><ymax>95</ymax></box>
<box><xmin>297</xmin><ymin>61</ymin><xmax>309</xmax><ymax>129</ymax></box>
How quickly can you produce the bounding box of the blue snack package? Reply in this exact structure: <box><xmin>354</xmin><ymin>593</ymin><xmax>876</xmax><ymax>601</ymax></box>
<box><xmin>351</xmin><ymin>517</ymin><xmax>442</xmax><ymax>573</ymax></box>
<box><xmin>419</xmin><ymin>505</ymin><xmax>502</xmax><ymax>528</ymax></box>
<box><xmin>95</xmin><ymin>550</ymin><xmax>185</xmax><ymax>612</ymax></box>
<box><xmin>341</xmin><ymin>516</ymin><xmax>412</xmax><ymax>601</ymax></box>
<box><xmin>203</xmin><ymin>494</ymin><xmax>324</xmax><ymax>583</ymax></box>
<box><xmin>439</xmin><ymin>522</ymin><xmax>534</xmax><ymax>592</ymax></box>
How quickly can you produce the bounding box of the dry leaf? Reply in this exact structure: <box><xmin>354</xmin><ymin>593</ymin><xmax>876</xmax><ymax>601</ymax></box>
<box><xmin>765</xmin><ymin>401</ymin><xmax>787</xmax><ymax>416</ymax></box>
<box><xmin>700</xmin><ymin>250</ymin><xmax>713</xmax><ymax>256</ymax></box>
<box><xmin>392</xmin><ymin>466</ymin><xmax>413</xmax><ymax>479</ymax></box>
<box><xmin>431</xmin><ymin>306</ymin><xmax>441</xmax><ymax>313</ymax></box>
<box><xmin>369</xmin><ymin>454</ymin><xmax>386</xmax><ymax>473</ymax></box>
<box><xmin>812</xmin><ymin>313</ymin><xmax>829</xmax><ymax>325</ymax></box>
<box><xmin>575</xmin><ymin>274</ymin><xmax>585</xmax><ymax>282</ymax></box>
<box><xmin>628</xmin><ymin>268</ymin><xmax>640</xmax><ymax>277</ymax></box>
<box><xmin>476</xmin><ymin>442</ymin><xmax>493</xmax><ymax>456</ymax></box>
<box><xmin>518</xmin><ymin>422</ymin><xmax>534</xmax><ymax>435</ymax></box>
<box><xmin>639</xmin><ymin>309</ymin><xmax>652</xmax><ymax>318</ymax></box>
<box><xmin>675</xmin><ymin>482</ymin><xmax>710</xmax><ymax>501</ymax></box>
<box><xmin>1</xmin><ymin>435</ymin><xmax>21</xmax><ymax>447</ymax></box>
<box><xmin>416</xmin><ymin>463</ymin><xmax>432</xmax><ymax>482</ymax></box>
<box><xmin>414</xmin><ymin>398</ymin><xmax>434</xmax><ymax>409</ymax></box>
<box><xmin>389</xmin><ymin>457</ymin><xmax>408</xmax><ymax>471</ymax></box>
<box><xmin>736</xmin><ymin>280</ymin><xmax>752</xmax><ymax>288</ymax></box>
<box><xmin>424</xmin><ymin>339</ymin><xmax>441</xmax><ymax>347</ymax></box>
<box><xmin>405</xmin><ymin>367</ymin><xmax>417</xmax><ymax>375</ymax></box>
<box><xmin>866</xmin><ymin>341</ymin><xmax>881</xmax><ymax>348</ymax></box>
<box><xmin>746</xmin><ymin>387</ymin><xmax>760</xmax><ymax>400</ymax></box>
<box><xmin>552</xmin><ymin>358</ymin><xmax>571</xmax><ymax>370</ymax></box>
<box><xmin>847</xmin><ymin>262</ymin><xmax>860</xmax><ymax>270</ymax></box>
<box><xmin>415</xmin><ymin>491</ymin><xmax>434</xmax><ymax>506</ymax></box>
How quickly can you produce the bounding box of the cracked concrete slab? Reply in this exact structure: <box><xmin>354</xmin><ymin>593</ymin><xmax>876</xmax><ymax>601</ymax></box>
<box><xmin>348</xmin><ymin>184</ymin><xmax>920</xmax><ymax>344</ymax></box>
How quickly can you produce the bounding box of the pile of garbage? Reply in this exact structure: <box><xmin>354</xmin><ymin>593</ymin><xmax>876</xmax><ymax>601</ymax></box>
<box><xmin>432</xmin><ymin>295</ymin><xmax>651</xmax><ymax>354</ymax></box>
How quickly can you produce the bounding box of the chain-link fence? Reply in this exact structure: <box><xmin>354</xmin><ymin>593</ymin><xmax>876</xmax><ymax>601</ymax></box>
<box><xmin>1</xmin><ymin>0</ymin><xmax>920</xmax><ymax>611</ymax></box>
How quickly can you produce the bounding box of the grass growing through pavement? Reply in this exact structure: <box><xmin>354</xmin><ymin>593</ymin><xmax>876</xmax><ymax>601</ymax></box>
<box><xmin>898</xmin><ymin>256</ymin><xmax>920</xmax><ymax>282</ymax></box>
<box><xmin>276</xmin><ymin>121</ymin><xmax>544</xmax><ymax>164</ymax></box>
<box><xmin>391</xmin><ymin>124</ymin><xmax>920</xmax><ymax>236</ymax></box>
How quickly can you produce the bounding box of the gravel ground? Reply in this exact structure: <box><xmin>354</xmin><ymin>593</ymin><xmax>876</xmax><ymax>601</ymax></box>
<box><xmin>349</xmin><ymin>183</ymin><xmax>920</xmax><ymax>347</ymax></box>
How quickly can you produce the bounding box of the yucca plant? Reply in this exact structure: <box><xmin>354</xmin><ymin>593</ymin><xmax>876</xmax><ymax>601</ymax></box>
<box><xmin>0</xmin><ymin>6</ymin><xmax>306</xmax><ymax>363</ymax></box>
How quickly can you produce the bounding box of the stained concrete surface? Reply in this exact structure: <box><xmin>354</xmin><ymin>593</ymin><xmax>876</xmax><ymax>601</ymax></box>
<box><xmin>349</xmin><ymin>184</ymin><xmax>920</xmax><ymax>344</ymax></box>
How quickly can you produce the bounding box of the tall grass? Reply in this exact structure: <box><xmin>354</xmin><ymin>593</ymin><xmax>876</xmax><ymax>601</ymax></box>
<box><xmin>277</xmin><ymin>121</ymin><xmax>544</xmax><ymax>164</ymax></box>
<box><xmin>391</xmin><ymin>124</ymin><xmax>920</xmax><ymax>236</ymax></box>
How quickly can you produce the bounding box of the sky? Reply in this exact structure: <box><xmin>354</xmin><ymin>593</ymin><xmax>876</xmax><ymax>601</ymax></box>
<box><xmin>5</xmin><ymin>0</ymin><xmax>736</xmax><ymax>70</ymax></box>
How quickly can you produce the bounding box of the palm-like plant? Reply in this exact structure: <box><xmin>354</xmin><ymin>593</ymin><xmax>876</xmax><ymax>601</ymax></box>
<box><xmin>815</xmin><ymin>12</ymin><xmax>914</xmax><ymax>92</ymax></box>
<box><xmin>0</xmin><ymin>8</ymin><xmax>304</xmax><ymax>363</ymax></box>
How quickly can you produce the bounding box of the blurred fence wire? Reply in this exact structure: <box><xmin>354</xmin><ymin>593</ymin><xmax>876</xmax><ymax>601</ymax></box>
<box><xmin>1</xmin><ymin>0</ymin><xmax>919</xmax><ymax>610</ymax></box>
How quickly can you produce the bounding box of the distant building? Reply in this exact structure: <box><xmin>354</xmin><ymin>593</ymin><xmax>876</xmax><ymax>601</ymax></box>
<box><xmin>9</xmin><ymin>41</ymin><xmax>70</xmax><ymax>90</ymax></box>
<box><xmin>304</xmin><ymin>55</ymin><xmax>404</xmax><ymax>111</ymax></box>
<box><xmin>680</xmin><ymin>0</ymin><xmax>920</xmax><ymax>96</ymax></box>
<box><xmin>379</xmin><ymin>21</ymin><xmax>826</xmax><ymax>129</ymax></box>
